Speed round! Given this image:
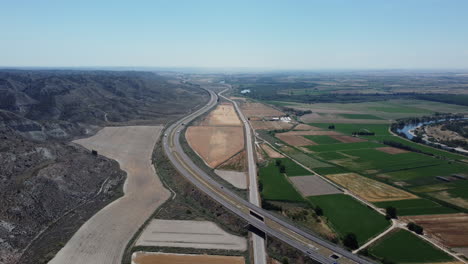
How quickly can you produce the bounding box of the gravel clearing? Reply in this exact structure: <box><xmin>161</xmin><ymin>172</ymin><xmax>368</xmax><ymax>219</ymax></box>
<box><xmin>49</xmin><ymin>126</ymin><xmax>169</xmax><ymax>264</ymax></box>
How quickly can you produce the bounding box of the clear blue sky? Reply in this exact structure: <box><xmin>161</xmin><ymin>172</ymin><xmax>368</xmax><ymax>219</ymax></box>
<box><xmin>1</xmin><ymin>0</ymin><xmax>468</xmax><ymax>69</ymax></box>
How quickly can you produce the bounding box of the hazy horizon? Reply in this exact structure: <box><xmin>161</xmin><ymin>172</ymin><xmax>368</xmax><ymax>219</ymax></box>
<box><xmin>2</xmin><ymin>0</ymin><xmax>468</xmax><ymax>69</ymax></box>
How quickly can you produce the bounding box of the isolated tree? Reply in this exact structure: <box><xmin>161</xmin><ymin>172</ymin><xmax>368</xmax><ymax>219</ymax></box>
<box><xmin>408</xmin><ymin>222</ymin><xmax>424</xmax><ymax>235</ymax></box>
<box><xmin>385</xmin><ymin>206</ymin><xmax>397</xmax><ymax>219</ymax></box>
<box><xmin>279</xmin><ymin>165</ymin><xmax>286</xmax><ymax>173</ymax></box>
<box><xmin>275</xmin><ymin>159</ymin><xmax>282</xmax><ymax>166</ymax></box>
<box><xmin>91</xmin><ymin>149</ymin><xmax>98</xmax><ymax>156</ymax></box>
<box><xmin>315</xmin><ymin>206</ymin><xmax>323</xmax><ymax>216</ymax></box>
<box><xmin>328</xmin><ymin>124</ymin><xmax>335</xmax><ymax>129</ymax></box>
<box><xmin>343</xmin><ymin>233</ymin><xmax>359</xmax><ymax>250</ymax></box>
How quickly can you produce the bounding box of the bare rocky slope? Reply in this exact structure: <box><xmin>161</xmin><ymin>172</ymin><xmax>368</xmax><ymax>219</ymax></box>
<box><xmin>0</xmin><ymin>70</ymin><xmax>208</xmax><ymax>264</ymax></box>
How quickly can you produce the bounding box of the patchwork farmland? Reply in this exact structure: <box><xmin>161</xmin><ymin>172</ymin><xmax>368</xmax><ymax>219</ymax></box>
<box><xmin>246</xmin><ymin>97</ymin><xmax>468</xmax><ymax>260</ymax></box>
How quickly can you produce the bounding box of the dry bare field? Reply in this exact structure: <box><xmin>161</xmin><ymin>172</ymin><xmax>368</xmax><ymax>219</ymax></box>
<box><xmin>293</xmin><ymin>124</ymin><xmax>321</xmax><ymax>130</ymax></box>
<box><xmin>186</xmin><ymin>126</ymin><xmax>244</xmax><ymax>167</ymax></box>
<box><xmin>132</xmin><ymin>252</ymin><xmax>245</xmax><ymax>264</ymax></box>
<box><xmin>136</xmin><ymin>219</ymin><xmax>247</xmax><ymax>250</ymax></box>
<box><xmin>376</xmin><ymin>147</ymin><xmax>409</xmax><ymax>154</ymax></box>
<box><xmin>239</xmin><ymin>102</ymin><xmax>284</xmax><ymax>118</ymax></box>
<box><xmin>217</xmin><ymin>150</ymin><xmax>247</xmax><ymax>171</ymax></box>
<box><xmin>290</xmin><ymin>175</ymin><xmax>341</xmax><ymax>196</ymax></box>
<box><xmin>326</xmin><ymin>173</ymin><xmax>417</xmax><ymax>202</ymax></box>
<box><xmin>215</xmin><ymin>169</ymin><xmax>247</xmax><ymax>189</ymax></box>
<box><xmin>429</xmin><ymin>191</ymin><xmax>468</xmax><ymax>210</ymax></box>
<box><xmin>260</xmin><ymin>143</ymin><xmax>284</xmax><ymax>158</ymax></box>
<box><xmin>251</xmin><ymin>120</ymin><xmax>294</xmax><ymax>130</ymax></box>
<box><xmin>276</xmin><ymin>134</ymin><xmax>316</xmax><ymax>146</ymax></box>
<box><xmin>400</xmin><ymin>214</ymin><xmax>468</xmax><ymax>248</ymax></box>
<box><xmin>50</xmin><ymin>126</ymin><xmax>170</xmax><ymax>264</ymax></box>
<box><xmin>201</xmin><ymin>103</ymin><xmax>242</xmax><ymax>126</ymax></box>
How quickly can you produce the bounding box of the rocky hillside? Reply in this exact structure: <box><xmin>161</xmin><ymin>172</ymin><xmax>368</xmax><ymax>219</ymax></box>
<box><xmin>0</xmin><ymin>70</ymin><xmax>208</xmax><ymax>264</ymax></box>
<box><xmin>0</xmin><ymin>70</ymin><xmax>208</xmax><ymax>140</ymax></box>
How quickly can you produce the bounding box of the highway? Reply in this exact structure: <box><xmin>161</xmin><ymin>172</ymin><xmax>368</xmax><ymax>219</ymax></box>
<box><xmin>162</xmin><ymin>87</ymin><xmax>376</xmax><ymax>264</ymax></box>
<box><xmin>219</xmin><ymin>90</ymin><xmax>267</xmax><ymax>264</ymax></box>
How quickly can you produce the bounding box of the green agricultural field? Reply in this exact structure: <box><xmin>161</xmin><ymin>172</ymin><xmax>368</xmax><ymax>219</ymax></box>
<box><xmin>386</xmin><ymin>162</ymin><xmax>468</xmax><ymax>184</ymax></box>
<box><xmin>276</xmin><ymin>158</ymin><xmax>311</xmax><ymax>176</ymax></box>
<box><xmin>259</xmin><ymin>161</ymin><xmax>304</xmax><ymax>202</ymax></box>
<box><xmin>307</xmin><ymin>194</ymin><xmax>390</xmax><ymax>245</ymax></box>
<box><xmin>339</xmin><ymin>149</ymin><xmax>441</xmax><ymax>174</ymax></box>
<box><xmin>373</xmin><ymin>198</ymin><xmax>458</xmax><ymax>216</ymax></box>
<box><xmin>368</xmin><ymin>229</ymin><xmax>454</xmax><ymax>263</ymax></box>
<box><xmin>317</xmin><ymin>151</ymin><xmax>348</xmax><ymax>160</ymax></box>
<box><xmin>311</xmin><ymin>123</ymin><xmax>391</xmax><ymax>136</ymax></box>
<box><xmin>284</xmin><ymin>99</ymin><xmax>467</xmax><ymax>120</ymax></box>
<box><xmin>339</xmin><ymin>113</ymin><xmax>384</xmax><ymax>120</ymax></box>
<box><xmin>307</xmin><ymin>141</ymin><xmax>385</xmax><ymax>152</ymax></box>
<box><xmin>286</xmin><ymin>150</ymin><xmax>332</xmax><ymax>169</ymax></box>
<box><xmin>372</xmin><ymin>135</ymin><xmax>466</xmax><ymax>161</ymax></box>
<box><xmin>313</xmin><ymin>166</ymin><xmax>350</xmax><ymax>175</ymax></box>
<box><xmin>304</xmin><ymin>135</ymin><xmax>341</xmax><ymax>144</ymax></box>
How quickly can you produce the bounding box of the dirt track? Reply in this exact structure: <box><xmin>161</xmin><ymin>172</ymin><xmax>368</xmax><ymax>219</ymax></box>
<box><xmin>49</xmin><ymin>126</ymin><xmax>169</xmax><ymax>264</ymax></box>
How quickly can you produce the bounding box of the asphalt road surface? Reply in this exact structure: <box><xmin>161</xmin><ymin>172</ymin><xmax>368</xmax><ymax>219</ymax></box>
<box><xmin>163</xmin><ymin>87</ymin><xmax>376</xmax><ymax>264</ymax></box>
<box><xmin>220</xmin><ymin>90</ymin><xmax>267</xmax><ymax>264</ymax></box>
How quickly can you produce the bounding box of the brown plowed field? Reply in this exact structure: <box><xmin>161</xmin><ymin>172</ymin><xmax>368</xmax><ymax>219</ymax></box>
<box><xmin>330</xmin><ymin>135</ymin><xmax>367</xmax><ymax>143</ymax></box>
<box><xmin>276</xmin><ymin>134</ymin><xmax>316</xmax><ymax>146</ymax></box>
<box><xmin>376</xmin><ymin>147</ymin><xmax>409</xmax><ymax>154</ymax></box>
<box><xmin>240</xmin><ymin>102</ymin><xmax>284</xmax><ymax>118</ymax></box>
<box><xmin>293</xmin><ymin>124</ymin><xmax>321</xmax><ymax>130</ymax></box>
<box><xmin>201</xmin><ymin>103</ymin><xmax>241</xmax><ymax>126</ymax></box>
<box><xmin>186</xmin><ymin>126</ymin><xmax>244</xmax><ymax>168</ymax></box>
<box><xmin>133</xmin><ymin>252</ymin><xmax>245</xmax><ymax>264</ymax></box>
<box><xmin>261</xmin><ymin>143</ymin><xmax>284</xmax><ymax>158</ymax></box>
<box><xmin>400</xmin><ymin>214</ymin><xmax>468</xmax><ymax>248</ymax></box>
<box><xmin>326</xmin><ymin>173</ymin><xmax>417</xmax><ymax>202</ymax></box>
